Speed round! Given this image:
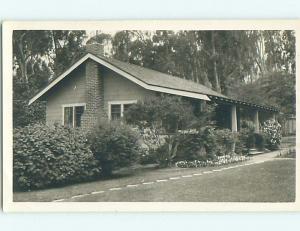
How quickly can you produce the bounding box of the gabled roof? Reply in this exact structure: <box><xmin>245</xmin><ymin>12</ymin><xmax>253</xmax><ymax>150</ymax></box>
<box><xmin>97</xmin><ymin>54</ymin><xmax>227</xmax><ymax>99</ymax></box>
<box><xmin>28</xmin><ymin>52</ymin><xmax>278</xmax><ymax>112</ymax></box>
<box><xmin>29</xmin><ymin>52</ymin><xmax>223</xmax><ymax>105</ymax></box>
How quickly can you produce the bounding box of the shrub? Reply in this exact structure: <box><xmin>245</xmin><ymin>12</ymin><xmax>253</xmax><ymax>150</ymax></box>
<box><xmin>234</xmin><ymin>137</ymin><xmax>248</xmax><ymax>155</ymax></box>
<box><xmin>137</xmin><ymin>127</ymin><xmax>166</xmax><ymax>165</ymax></box>
<box><xmin>124</xmin><ymin>96</ymin><xmax>197</xmax><ymax>167</ymax></box>
<box><xmin>200</xmin><ymin>127</ymin><xmax>236</xmax><ymax>157</ymax></box>
<box><xmin>140</xmin><ymin>127</ymin><xmax>166</xmax><ymax>152</ymax></box>
<box><xmin>213</xmin><ymin>128</ymin><xmax>236</xmax><ymax>156</ymax></box>
<box><xmin>88</xmin><ymin>120</ymin><xmax>140</xmax><ymax>176</ymax></box>
<box><xmin>201</xmin><ymin>126</ymin><xmax>219</xmax><ymax>159</ymax></box>
<box><xmin>239</xmin><ymin>121</ymin><xmax>256</xmax><ymax>149</ymax></box>
<box><xmin>262</xmin><ymin>119</ymin><xmax>282</xmax><ymax>150</ymax></box>
<box><xmin>138</xmin><ymin>149</ymin><xmax>158</xmax><ymax>165</ymax></box>
<box><xmin>13</xmin><ymin>123</ymin><xmax>100</xmax><ymax>191</ymax></box>
<box><xmin>176</xmin><ymin>127</ymin><xmax>236</xmax><ymax>162</ymax></box>
<box><xmin>151</xmin><ymin>143</ymin><xmax>171</xmax><ymax>167</ymax></box>
<box><xmin>254</xmin><ymin>133</ymin><xmax>266</xmax><ymax>151</ymax></box>
<box><xmin>236</xmin><ymin>120</ymin><xmax>267</xmax><ymax>153</ymax></box>
<box><xmin>176</xmin><ymin>133</ymin><xmax>206</xmax><ymax>161</ymax></box>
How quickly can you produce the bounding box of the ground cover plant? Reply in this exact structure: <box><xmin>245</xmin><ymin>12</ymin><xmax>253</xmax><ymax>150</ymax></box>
<box><xmin>175</xmin><ymin>154</ymin><xmax>250</xmax><ymax>168</ymax></box>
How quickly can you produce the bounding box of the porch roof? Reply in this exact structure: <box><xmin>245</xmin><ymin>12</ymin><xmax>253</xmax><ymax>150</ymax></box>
<box><xmin>209</xmin><ymin>95</ymin><xmax>279</xmax><ymax>112</ymax></box>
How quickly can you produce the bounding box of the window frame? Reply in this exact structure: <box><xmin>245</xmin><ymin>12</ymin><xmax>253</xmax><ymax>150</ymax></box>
<box><xmin>62</xmin><ymin>103</ymin><xmax>86</xmax><ymax>127</ymax></box>
<box><xmin>108</xmin><ymin>100</ymin><xmax>137</xmax><ymax>120</ymax></box>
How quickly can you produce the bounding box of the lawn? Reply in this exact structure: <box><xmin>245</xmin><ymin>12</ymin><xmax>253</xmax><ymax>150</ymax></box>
<box><xmin>14</xmin><ymin>158</ymin><xmax>295</xmax><ymax>202</ymax></box>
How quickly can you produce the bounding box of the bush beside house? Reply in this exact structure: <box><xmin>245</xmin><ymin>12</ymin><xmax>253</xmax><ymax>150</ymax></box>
<box><xmin>262</xmin><ymin>119</ymin><xmax>282</xmax><ymax>150</ymax></box>
<box><xmin>13</xmin><ymin>123</ymin><xmax>100</xmax><ymax>190</ymax></box>
<box><xmin>123</xmin><ymin>96</ymin><xmax>260</xmax><ymax>167</ymax></box>
<box><xmin>13</xmin><ymin>101</ymin><xmax>282</xmax><ymax>190</ymax></box>
<box><xmin>87</xmin><ymin>119</ymin><xmax>140</xmax><ymax>176</ymax></box>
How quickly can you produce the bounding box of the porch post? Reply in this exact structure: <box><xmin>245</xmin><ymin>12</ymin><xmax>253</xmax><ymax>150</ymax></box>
<box><xmin>254</xmin><ymin>110</ymin><xmax>260</xmax><ymax>133</ymax></box>
<box><xmin>231</xmin><ymin>105</ymin><xmax>237</xmax><ymax>132</ymax></box>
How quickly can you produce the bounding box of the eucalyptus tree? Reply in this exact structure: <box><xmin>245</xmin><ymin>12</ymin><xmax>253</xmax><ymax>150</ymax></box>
<box><xmin>13</xmin><ymin>30</ymin><xmax>87</xmax><ymax>127</ymax></box>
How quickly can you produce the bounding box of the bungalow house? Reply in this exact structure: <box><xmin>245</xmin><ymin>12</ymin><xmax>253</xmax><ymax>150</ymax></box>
<box><xmin>29</xmin><ymin>44</ymin><xmax>278</xmax><ymax>132</ymax></box>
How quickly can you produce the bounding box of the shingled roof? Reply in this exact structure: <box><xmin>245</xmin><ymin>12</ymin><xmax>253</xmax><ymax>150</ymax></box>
<box><xmin>28</xmin><ymin>51</ymin><xmax>278</xmax><ymax>112</ymax></box>
<box><xmin>95</xmin><ymin>53</ymin><xmax>227</xmax><ymax>99</ymax></box>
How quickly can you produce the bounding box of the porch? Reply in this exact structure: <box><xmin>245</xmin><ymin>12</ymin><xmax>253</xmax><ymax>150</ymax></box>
<box><xmin>209</xmin><ymin>96</ymin><xmax>278</xmax><ymax>133</ymax></box>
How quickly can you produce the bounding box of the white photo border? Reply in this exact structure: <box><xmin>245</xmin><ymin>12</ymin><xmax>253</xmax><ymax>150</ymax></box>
<box><xmin>2</xmin><ymin>20</ymin><xmax>300</xmax><ymax>212</ymax></box>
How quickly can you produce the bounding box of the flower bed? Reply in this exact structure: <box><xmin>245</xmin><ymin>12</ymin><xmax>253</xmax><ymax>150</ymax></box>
<box><xmin>175</xmin><ymin>155</ymin><xmax>250</xmax><ymax>168</ymax></box>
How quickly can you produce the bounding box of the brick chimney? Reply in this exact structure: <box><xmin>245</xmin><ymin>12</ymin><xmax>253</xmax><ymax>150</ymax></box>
<box><xmin>85</xmin><ymin>43</ymin><xmax>104</xmax><ymax>57</ymax></box>
<box><xmin>81</xmin><ymin>43</ymin><xmax>105</xmax><ymax>130</ymax></box>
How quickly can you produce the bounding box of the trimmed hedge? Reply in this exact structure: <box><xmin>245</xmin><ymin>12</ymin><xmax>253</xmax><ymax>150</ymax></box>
<box><xmin>13</xmin><ymin>123</ymin><xmax>101</xmax><ymax>191</ymax></box>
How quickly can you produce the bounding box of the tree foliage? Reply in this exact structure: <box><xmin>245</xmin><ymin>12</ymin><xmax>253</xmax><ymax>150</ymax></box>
<box><xmin>106</xmin><ymin>30</ymin><xmax>295</xmax><ymax>117</ymax></box>
<box><xmin>13</xmin><ymin>30</ymin><xmax>86</xmax><ymax>127</ymax></box>
<box><xmin>13</xmin><ymin>30</ymin><xmax>295</xmax><ymax>128</ymax></box>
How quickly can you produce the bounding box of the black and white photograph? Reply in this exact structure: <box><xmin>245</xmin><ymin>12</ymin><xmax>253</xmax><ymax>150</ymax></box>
<box><xmin>2</xmin><ymin>21</ymin><xmax>298</xmax><ymax>212</ymax></box>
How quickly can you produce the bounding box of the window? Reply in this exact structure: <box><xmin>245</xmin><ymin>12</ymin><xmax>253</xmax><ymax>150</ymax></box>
<box><xmin>111</xmin><ymin>104</ymin><xmax>121</xmax><ymax>120</ymax></box>
<box><xmin>63</xmin><ymin>104</ymin><xmax>85</xmax><ymax>127</ymax></box>
<box><xmin>108</xmin><ymin>100</ymin><xmax>137</xmax><ymax>120</ymax></box>
<box><xmin>75</xmin><ymin>106</ymin><xmax>85</xmax><ymax>127</ymax></box>
<box><xmin>64</xmin><ymin>107</ymin><xmax>73</xmax><ymax>127</ymax></box>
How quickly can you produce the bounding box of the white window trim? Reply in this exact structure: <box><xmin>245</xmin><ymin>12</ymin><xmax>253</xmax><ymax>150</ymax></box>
<box><xmin>108</xmin><ymin>100</ymin><xmax>137</xmax><ymax>120</ymax></box>
<box><xmin>62</xmin><ymin>103</ymin><xmax>86</xmax><ymax>127</ymax></box>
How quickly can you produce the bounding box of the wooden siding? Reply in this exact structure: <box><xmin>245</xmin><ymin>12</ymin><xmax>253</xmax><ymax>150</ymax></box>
<box><xmin>103</xmin><ymin>68</ymin><xmax>155</xmax><ymax>116</ymax></box>
<box><xmin>45</xmin><ymin>66</ymin><xmax>86</xmax><ymax>125</ymax></box>
<box><xmin>45</xmin><ymin>62</ymin><xmax>155</xmax><ymax>125</ymax></box>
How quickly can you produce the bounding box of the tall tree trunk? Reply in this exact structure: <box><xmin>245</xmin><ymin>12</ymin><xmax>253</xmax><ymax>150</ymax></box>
<box><xmin>17</xmin><ymin>33</ymin><xmax>29</xmax><ymax>90</ymax></box>
<box><xmin>211</xmin><ymin>31</ymin><xmax>221</xmax><ymax>92</ymax></box>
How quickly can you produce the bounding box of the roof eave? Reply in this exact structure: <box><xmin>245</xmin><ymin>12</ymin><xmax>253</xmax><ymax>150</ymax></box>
<box><xmin>209</xmin><ymin>95</ymin><xmax>279</xmax><ymax>112</ymax></box>
<box><xmin>28</xmin><ymin>53</ymin><xmax>211</xmax><ymax>105</ymax></box>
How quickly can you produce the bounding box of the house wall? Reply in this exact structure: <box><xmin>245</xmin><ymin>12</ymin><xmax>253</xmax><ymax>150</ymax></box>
<box><xmin>44</xmin><ymin>60</ymin><xmax>154</xmax><ymax>126</ymax></box>
<box><xmin>102</xmin><ymin>68</ymin><xmax>155</xmax><ymax>116</ymax></box>
<box><xmin>45</xmin><ymin>65</ymin><xmax>86</xmax><ymax>125</ymax></box>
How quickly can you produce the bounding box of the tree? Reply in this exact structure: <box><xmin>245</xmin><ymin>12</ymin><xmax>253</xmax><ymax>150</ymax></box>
<box><xmin>228</xmin><ymin>71</ymin><xmax>295</xmax><ymax>121</ymax></box>
<box><xmin>263</xmin><ymin>30</ymin><xmax>295</xmax><ymax>74</ymax></box>
<box><xmin>13</xmin><ymin>30</ymin><xmax>87</xmax><ymax>127</ymax></box>
<box><xmin>86</xmin><ymin>31</ymin><xmax>112</xmax><ymax>45</ymax></box>
<box><xmin>110</xmin><ymin>30</ymin><xmax>265</xmax><ymax>94</ymax></box>
<box><xmin>51</xmin><ymin>30</ymin><xmax>86</xmax><ymax>76</ymax></box>
<box><xmin>13</xmin><ymin>31</ymin><xmax>53</xmax><ymax>89</ymax></box>
<box><xmin>228</xmin><ymin>30</ymin><xmax>296</xmax><ymax>120</ymax></box>
<box><xmin>112</xmin><ymin>30</ymin><xmax>133</xmax><ymax>62</ymax></box>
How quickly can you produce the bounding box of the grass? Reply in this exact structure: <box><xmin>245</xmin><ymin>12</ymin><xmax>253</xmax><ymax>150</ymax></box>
<box><xmin>14</xmin><ymin>159</ymin><xmax>295</xmax><ymax>202</ymax></box>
